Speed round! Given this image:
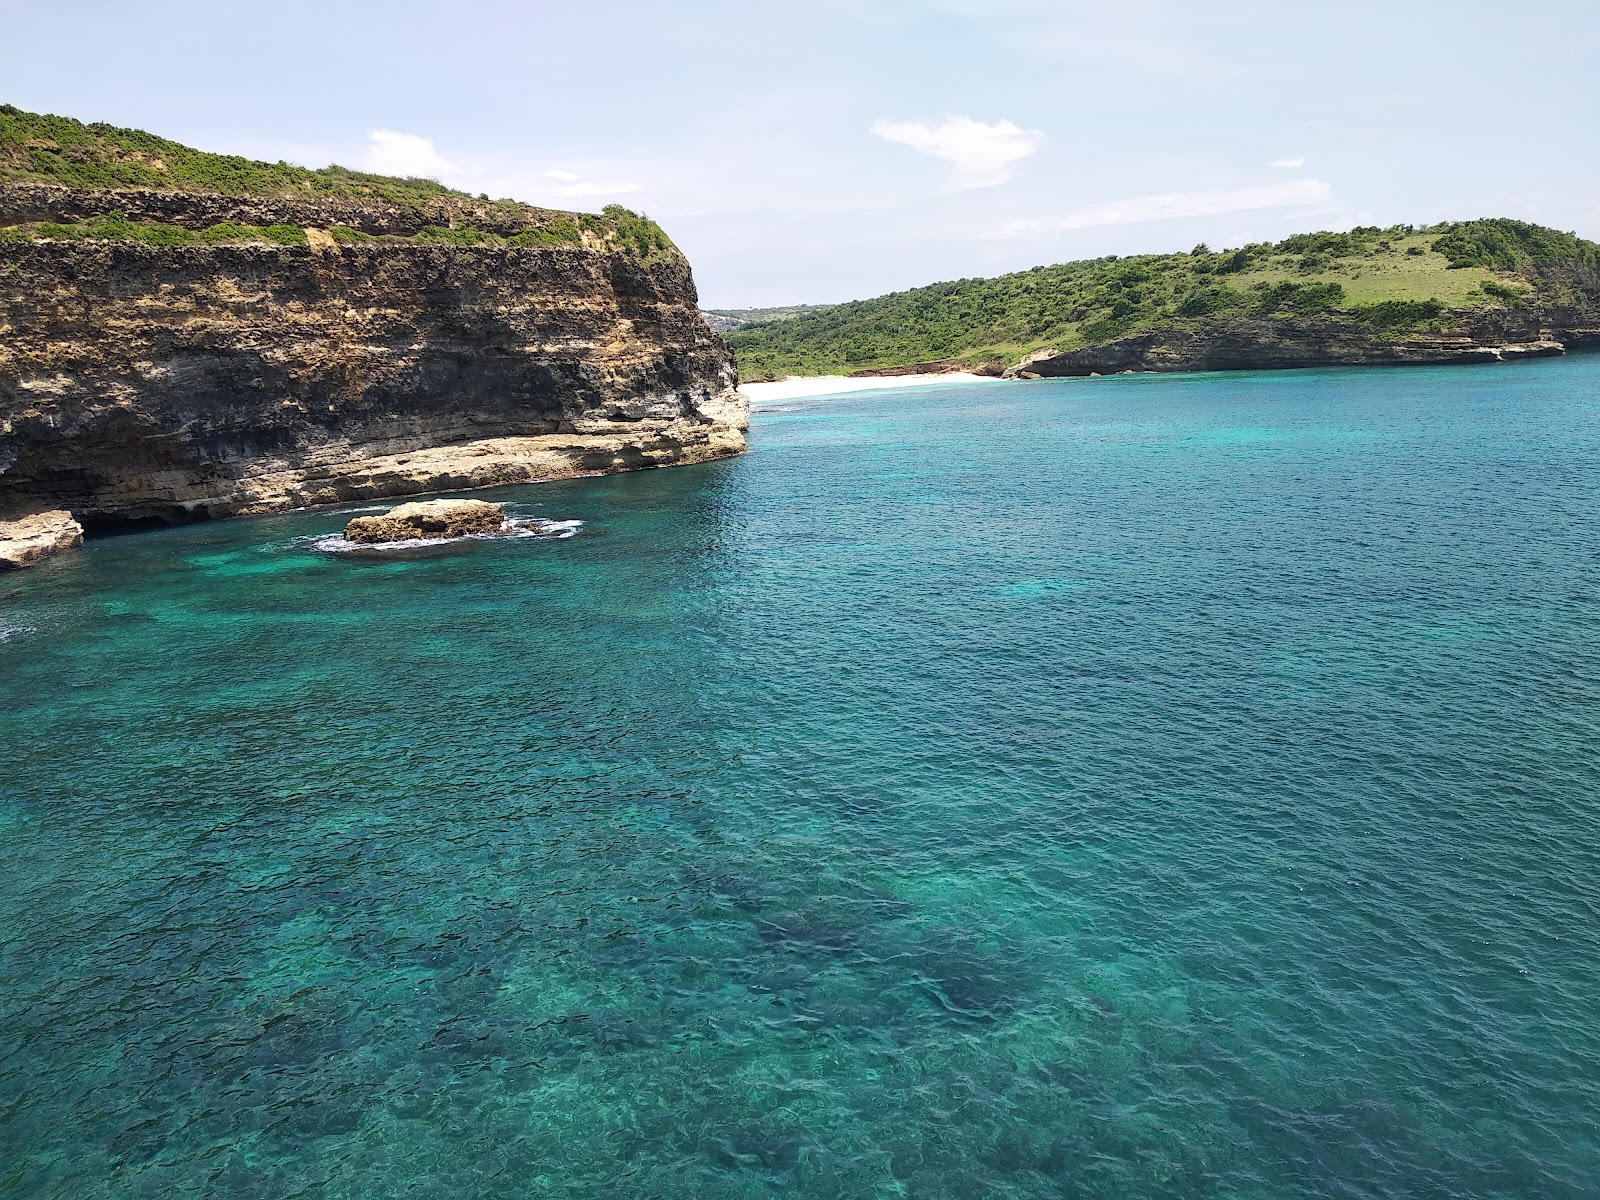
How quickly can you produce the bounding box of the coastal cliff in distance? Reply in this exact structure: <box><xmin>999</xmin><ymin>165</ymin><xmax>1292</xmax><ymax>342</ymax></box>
<box><xmin>719</xmin><ymin>221</ymin><xmax>1600</xmax><ymax>381</ymax></box>
<box><xmin>0</xmin><ymin>106</ymin><xmax>745</xmax><ymax>558</ymax></box>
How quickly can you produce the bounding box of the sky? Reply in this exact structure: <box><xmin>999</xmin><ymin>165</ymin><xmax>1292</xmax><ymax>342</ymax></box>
<box><xmin>7</xmin><ymin>0</ymin><xmax>1599</xmax><ymax>307</ymax></box>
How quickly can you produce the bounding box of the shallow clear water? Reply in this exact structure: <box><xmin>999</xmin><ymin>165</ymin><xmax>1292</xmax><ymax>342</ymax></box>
<box><xmin>5</xmin><ymin>358</ymin><xmax>1600</xmax><ymax>1198</ymax></box>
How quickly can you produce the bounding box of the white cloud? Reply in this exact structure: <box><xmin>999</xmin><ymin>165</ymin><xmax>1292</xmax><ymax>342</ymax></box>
<box><xmin>531</xmin><ymin>165</ymin><xmax>641</xmax><ymax>198</ymax></box>
<box><xmin>552</xmin><ymin>178</ymin><xmax>643</xmax><ymax>198</ymax></box>
<box><xmin>871</xmin><ymin>116</ymin><xmax>1044</xmax><ymax>188</ymax></box>
<box><xmin>991</xmin><ymin>179</ymin><xmax>1334</xmax><ymax>237</ymax></box>
<box><xmin>1271</xmin><ymin>156</ymin><xmax>1306</xmax><ymax>168</ymax></box>
<box><xmin>363</xmin><ymin>129</ymin><xmax>456</xmax><ymax>179</ymax></box>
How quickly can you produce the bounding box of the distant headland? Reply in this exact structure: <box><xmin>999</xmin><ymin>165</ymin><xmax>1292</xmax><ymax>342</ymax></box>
<box><xmin>713</xmin><ymin>220</ymin><xmax>1600</xmax><ymax>381</ymax></box>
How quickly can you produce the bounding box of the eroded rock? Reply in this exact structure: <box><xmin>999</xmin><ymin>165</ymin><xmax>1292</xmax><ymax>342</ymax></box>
<box><xmin>0</xmin><ymin>185</ymin><xmax>748</xmax><ymax>529</ymax></box>
<box><xmin>343</xmin><ymin>498</ymin><xmax>506</xmax><ymax>544</ymax></box>
<box><xmin>0</xmin><ymin>509</ymin><xmax>84</xmax><ymax>569</ymax></box>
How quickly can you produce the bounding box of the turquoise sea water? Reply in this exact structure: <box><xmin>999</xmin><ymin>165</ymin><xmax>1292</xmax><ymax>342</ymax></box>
<box><xmin>4</xmin><ymin>357</ymin><xmax>1600</xmax><ymax>1198</ymax></box>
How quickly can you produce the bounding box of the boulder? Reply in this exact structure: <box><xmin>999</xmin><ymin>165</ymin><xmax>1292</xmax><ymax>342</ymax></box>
<box><xmin>0</xmin><ymin>509</ymin><xmax>84</xmax><ymax>569</ymax></box>
<box><xmin>343</xmin><ymin>498</ymin><xmax>507</xmax><ymax>544</ymax></box>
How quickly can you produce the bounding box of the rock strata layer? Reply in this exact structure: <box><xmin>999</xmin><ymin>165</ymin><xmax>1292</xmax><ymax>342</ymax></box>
<box><xmin>0</xmin><ymin>185</ymin><xmax>747</xmax><ymax>548</ymax></box>
<box><xmin>344</xmin><ymin>498</ymin><xmax>506</xmax><ymax>544</ymax></box>
<box><xmin>0</xmin><ymin>508</ymin><xmax>84</xmax><ymax>569</ymax></box>
<box><xmin>1003</xmin><ymin>311</ymin><xmax>1597</xmax><ymax>378</ymax></box>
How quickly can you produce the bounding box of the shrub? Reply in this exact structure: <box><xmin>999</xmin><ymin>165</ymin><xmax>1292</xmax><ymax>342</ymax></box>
<box><xmin>1215</xmin><ymin>247</ymin><xmax>1255</xmax><ymax>274</ymax></box>
<box><xmin>416</xmin><ymin>225</ymin><xmax>496</xmax><ymax>246</ymax></box>
<box><xmin>1278</xmin><ymin>230</ymin><xmax>1363</xmax><ymax>258</ymax></box>
<box><xmin>1432</xmin><ymin>219</ymin><xmax>1600</xmax><ymax>272</ymax></box>
<box><xmin>1252</xmin><ymin>280</ymin><xmax>1345</xmax><ymax>316</ymax></box>
<box><xmin>1178</xmin><ymin>285</ymin><xmax>1247</xmax><ymax>317</ymax></box>
<box><xmin>1481</xmin><ymin>279</ymin><xmax>1526</xmax><ymax>305</ymax></box>
<box><xmin>81</xmin><ymin>212</ymin><xmax>195</xmax><ymax>245</ymax></box>
<box><xmin>329</xmin><ymin>225</ymin><xmax>375</xmax><ymax>243</ymax></box>
<box><xmin>1080</xmin><ymin>313</ymin><xmax>1136</xmax><ymax>343</ymax></box>
<box><xmin>603</xmin><ymin>205</ymin><xmax>674</xmax><ymax>259</ymax></box>
<box><xmin>127</xmin><ymin>222</ymin><xmax>194</xmax><ymax>246</ymax></box>
<box><xmin>508</xmin><ymin>216</ymin><xmax>582</xmax><ymax>248</ymax></box>
<box><xmin>198</xmin><ymin>222</ymin><xmax>253</xmax><ymax>242</ymax></box>
<box><xmin>256</xmin><ymin>224</ymin><xmax>308</xmax><ymax>245</ymax></box>
<box><xmin>34</xmin><ymin>221</ymin><xmax>87</xmax><ymax>240</ymax></box>
<box><xmin>1350</xmin><ymin>299</ymin><xmax>1445</xmax><ymax>329</ymax></box>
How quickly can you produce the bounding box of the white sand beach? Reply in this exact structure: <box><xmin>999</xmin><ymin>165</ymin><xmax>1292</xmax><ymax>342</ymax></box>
<box><xmin>739</xmin><ymin>372</ymin><xmax>995</xmax><ymax>403</ymax></box>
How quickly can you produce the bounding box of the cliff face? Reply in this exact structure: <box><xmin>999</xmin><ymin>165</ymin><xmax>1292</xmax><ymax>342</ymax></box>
<box><xmin>1005</xmin><ymin>300</ymin><xmax>1600</xmax><ymax>378</ymax></box>
<box><xmin>0</xmin><ymin>186</ymin><xmax>746</xmax><ymax>536</ymax></box>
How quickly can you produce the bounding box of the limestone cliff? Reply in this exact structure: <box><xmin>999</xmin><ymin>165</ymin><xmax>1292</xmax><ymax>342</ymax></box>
<box><xmin>0</xmin><ymin>185</ymin><xmax>746</xmax><ymax>537</ymax></box>
<box><xmin>1004</xmin><ymin>302</ymin><xmax>1596</xmax><ymax>378</ymax></box>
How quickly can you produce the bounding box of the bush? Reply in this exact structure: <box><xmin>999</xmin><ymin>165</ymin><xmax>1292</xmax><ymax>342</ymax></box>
<box><xmin>1432</xmin><ymin>219</ymin><xmax>1600</xmax><ymax>272</ymax></box>
<box><xmin>602</xmin><ymin>205</ymin><xmax>674</xmax><ymax>259</ymax></box>
<box><xmin>416</xmin><ymin>225</ymin><xmax>496</xmax><ymax>246</ymax></box>
<box><xmin>1178</xmin><ymin>285</ymin><xmax>1247</xmax><ymax>317</ymax></box>
<box><xmin>1080</xmin><ymin>313</ymin><xmax>1137</xmax><ymax>343</ymax></box>
<box><xmin>1277</xmin><ymin>230</ymin><xmax>1364</xmax><ymax>258</ymax></box>
<box><xmin>256</xmin><ymin>223</ymin><xmax>308</xmax><ymax>245</ymax></box>
<box><xmin>1252</xmin><ymin>280</ymin><xmax>1345</xmax><ymax>316</ymax></box>
<box><xmin>1350</xmin><ymin>299</ymin><xmax>1445</xmax><ymax>329</ymax></box>
<box><xmin>329</xmin><ymin>225</ymin><xmax>375</xmax><ymax>243</ymax></box>
<box><xmin>1481</xmin><ymin>279</ymin><xmax>1526</xmax><ymax>305</ymax></box>
<box><xmin>508</xmin><ymin>216</ymin><xmax>582</xmax><ymax>248</ymax></box>
<box><xmin>198</xmin><ymin>222</ymin><xmax>252</xmax><ymax>243</ymax></box>
<box><xmin>1215</xmin><ymin>247</ymin><xmax>1255</xmax><ymax>274</ymax></box>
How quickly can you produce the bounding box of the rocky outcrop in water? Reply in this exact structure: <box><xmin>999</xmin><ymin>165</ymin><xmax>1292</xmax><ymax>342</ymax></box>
<box><xmin>0</xmin><ymin>508</ymin><xmax>83</xmax><ymax>569</ymax></box>
<box><xmin>0</xmin><ymin>184</ymin><xmax>747</xmax><ymax>564</ymax></box>
<box><xmin>344</xmin><ymin>498</ymin><xmax>506</xmax><ymax>544</ymax></box>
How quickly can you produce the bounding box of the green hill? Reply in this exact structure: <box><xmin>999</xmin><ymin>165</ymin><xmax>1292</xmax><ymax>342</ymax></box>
<box><xmin>0</xmin><ymin>105</ymin><xmax>678</xmax><ymax>261</ymax></box>
<box><xmin>726</xmin><ymin>221</ymin><xmax>1600</xmax><ymax>380</ymax></box>
<box><xmin>0</xmin><ymin>103</ymin><xmax>471</xmax><ymax>204</ymax></box>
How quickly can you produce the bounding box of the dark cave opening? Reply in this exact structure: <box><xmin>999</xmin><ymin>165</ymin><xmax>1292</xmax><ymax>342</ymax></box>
<box><xmin>1</xmin><ymin>420</ymin><xmax>220</xmax><ymax>538</ymax></box>
<box><xmin>75</xmin><ymin>508</ymin><xmax>214</xmax><ymax>538</ymax></box>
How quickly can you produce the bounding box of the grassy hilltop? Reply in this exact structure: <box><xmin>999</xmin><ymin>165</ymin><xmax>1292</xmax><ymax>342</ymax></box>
<box><xmin>719</xmin><ymin>221</ymin><xmax>1600</xmax><ymax>380</ymax></box>
<box><xmin>0</xmin><ymin>105</ymin><xmax>676</xmax><ymax>259</ymax></box>
<box><xmin>0</xmin><ymin>104</ymin><xmax>471</xmax><ymax>204</ymax></box>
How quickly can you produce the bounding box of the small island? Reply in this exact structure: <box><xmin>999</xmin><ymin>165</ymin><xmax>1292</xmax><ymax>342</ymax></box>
<box><xmin>342</xmin><ymin>499</ymin><xmax>507</xmax><ymax>544</ymax></box>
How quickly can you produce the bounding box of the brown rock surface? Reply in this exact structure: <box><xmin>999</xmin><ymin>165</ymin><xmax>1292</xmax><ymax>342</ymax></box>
<box><xmin>1003</xmin><ymin>317</ymin><xmax>1588</xmax><ymax>379</ymax></box>
<box><xmin>0</xmin><ymin>185</ymin><xmax>748</xmax><ymax>530</ymax></box>
<box><xmin>344</xmin><ymin>498</ymin><xmax>506</xmax><ymax>544</ymax></box>
<box><xmin>0</xmin><ymin>508</ymin><xmax>84</xmax><ymax>569</ymax></box>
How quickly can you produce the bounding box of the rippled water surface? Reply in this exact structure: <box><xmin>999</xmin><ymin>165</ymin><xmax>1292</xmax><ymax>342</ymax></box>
<box><xmin>5</xmin><ymin>359</ymin><xmax>1600</xmax><ymax>1198</ymax></box>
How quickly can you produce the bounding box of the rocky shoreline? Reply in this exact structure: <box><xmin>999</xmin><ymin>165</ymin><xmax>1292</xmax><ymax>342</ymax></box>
<box><xmin>0</xmin><ymin>185</ymin><xmax>747</xmax><ymax>568</ymax></box>
<box><xmin>1002</xmin><ymin>311</ymin><xmax>1593</xmax><ymax>378</ymax></box>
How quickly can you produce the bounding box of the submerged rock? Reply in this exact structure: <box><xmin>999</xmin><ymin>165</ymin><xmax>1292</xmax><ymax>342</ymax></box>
<box><xmin>0</xmin><ymin>509</ymin><xmax>84</xmax><ymax>569</ymax></box>
<box><xmin>343</xmin><ymin>498</ymin><xmax>507</xmax><ymax>544</ymax></box>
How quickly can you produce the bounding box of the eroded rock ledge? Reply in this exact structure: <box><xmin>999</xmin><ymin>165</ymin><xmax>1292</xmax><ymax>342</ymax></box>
<box><xmin>0</xmin><ymin>185</ymin><xmax>748</xmax><ymax>565</ymax></box>
<box><xmin>0</xmin><ymin>508</ymin><xmax>83</xmax><ymax>570</ymax></box>
<box><xmin>1002</xmin><ymin>311</ymin><xmax>1597</xmax><ymax>378</ymax></box>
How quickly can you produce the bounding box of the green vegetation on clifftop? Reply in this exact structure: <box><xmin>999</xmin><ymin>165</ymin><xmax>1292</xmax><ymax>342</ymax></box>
<box><xmin>0</xmin><ymin>103</ymin><xmax>467</xmax><ymax>202</ymax></box>
<box><xmin>0</xmin><ymin>105</ymin><xmax>678</xmax><ymax>263</ymax></box>
<box><xmin>722</xmin><ymin>220</ymin><xmax>1599</xmax><ymax>379</ymax></box>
